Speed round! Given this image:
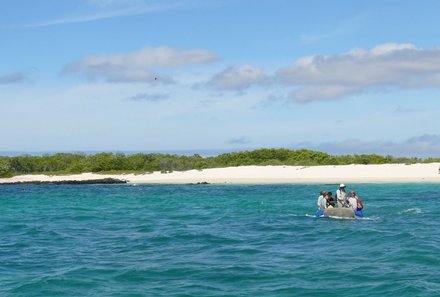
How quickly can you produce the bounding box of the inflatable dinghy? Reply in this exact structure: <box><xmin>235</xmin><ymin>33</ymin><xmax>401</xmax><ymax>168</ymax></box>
<box><xmin>316</xmin><ymin>208</ymin><xmax>359</xmax><ymax>218</ymax></box>
<box><xmin>324</xmin><ymin>208</ymin><xmax>355</xmax><ymax>218</ymax></box>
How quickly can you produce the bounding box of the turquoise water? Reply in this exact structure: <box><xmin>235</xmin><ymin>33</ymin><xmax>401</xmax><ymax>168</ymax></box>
<box><xmin>1</xmin><ymin>183</ymin><xmax>439</xmax><ymax>296</ymax></box>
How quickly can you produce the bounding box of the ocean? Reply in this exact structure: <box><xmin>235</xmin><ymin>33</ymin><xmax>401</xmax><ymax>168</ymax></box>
<box><xmin>1</xmin><ymin>183</ymin><xmax>439</xmax><ymax>296</ymax></box>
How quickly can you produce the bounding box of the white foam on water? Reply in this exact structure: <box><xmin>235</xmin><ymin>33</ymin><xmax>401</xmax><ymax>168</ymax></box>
<box><xmin>400</xmin><ymin>208</ymin><xmax>423</xmax><ymax>215</ymax></box>
<box><xmin>305</xmin><ymin>213</ymin><xmax>379</xmax><ymax>221</ymax></box>
<box><xmin>326</xmin><ymin>215</ymin><xmax>355</xmax><ymax>220</ymax></box>
<box><xmin>305</xmin><ymin>214</ymin><xmax>353</xmax><ymax>220</ymax></box>
<box><xmin>356</xmin><ymin>216</ymin><xmax>379</xmax><ymax>221</ymax></box>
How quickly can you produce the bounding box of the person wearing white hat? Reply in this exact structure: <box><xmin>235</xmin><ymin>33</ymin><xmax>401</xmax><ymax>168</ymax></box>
<box><xmin>336</xmin><ymin>184</ymin><xmax>347</xmax><ymax>208</ymax></box>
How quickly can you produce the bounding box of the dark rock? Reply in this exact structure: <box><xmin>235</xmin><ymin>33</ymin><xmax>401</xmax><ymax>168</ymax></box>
<box><xmin>0</xmin><ymin>178</ymin><xmax>128</xmax><ymax>185</ymax></box>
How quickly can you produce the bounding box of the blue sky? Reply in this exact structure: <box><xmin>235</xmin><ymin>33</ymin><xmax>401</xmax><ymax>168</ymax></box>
<box><xmin>1</xmin><ymin>0</ymin><xmax>440</xmax><ymax>157</ymax></box>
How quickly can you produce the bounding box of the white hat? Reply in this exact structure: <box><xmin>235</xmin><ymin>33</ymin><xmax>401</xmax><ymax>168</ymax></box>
<box><xmin>339</xmin><ymin>183</ymin><xmax>346</xmax><ymax>188</ymax></box>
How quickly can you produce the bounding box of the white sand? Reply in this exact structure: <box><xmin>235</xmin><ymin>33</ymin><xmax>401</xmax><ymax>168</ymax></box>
<box><xmin>1</xmin><ymin>163</ymin><xmax>440</xmax><ymax>184</ymax></box>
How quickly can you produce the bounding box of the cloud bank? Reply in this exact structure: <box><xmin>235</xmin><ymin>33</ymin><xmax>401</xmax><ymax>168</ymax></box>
<box><xmin>277</xmin><ymin>43</ymin><xmax>440</xmax><ymax>102</ymax></box>
<box><xmin>208</xmin><ymin>65</ymin><xmax>267</xmax><ymax>91</ymax></box>
<box><xmin>62</xmin><ymin>46</ymin><xmax>217</xmax><ymax>83</ymax></box>
<box><xmin>62</xmin><ymin>42</ymin><xmax>440</xmax><ymax>102</ymax></box>
<box><xmin>206</xmin><ymin>43</ymin><xmax>440</xmax><ymax>103</ymax></box>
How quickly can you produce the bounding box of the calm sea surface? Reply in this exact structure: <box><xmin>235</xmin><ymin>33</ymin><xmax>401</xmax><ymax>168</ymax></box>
<box><xmin>1</xmin><ymin>183</ymin><xmax>439</xmax><ymax>296</ymax></box>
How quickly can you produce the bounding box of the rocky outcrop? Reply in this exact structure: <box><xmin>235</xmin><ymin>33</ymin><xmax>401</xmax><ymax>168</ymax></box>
<box><xmin>0</xmin><ymin>178</ymin><xmax>127</xmax><ymax>185</ymax></box>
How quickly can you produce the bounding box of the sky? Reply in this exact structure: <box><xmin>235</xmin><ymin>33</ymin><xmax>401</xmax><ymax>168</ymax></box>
<box><xmin>1</xmin><ymin>0</ymin><xmax>440</xmax><ymax>157</ymax></box>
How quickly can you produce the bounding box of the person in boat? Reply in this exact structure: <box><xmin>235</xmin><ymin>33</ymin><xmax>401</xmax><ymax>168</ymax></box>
<box><xmin>354</xmin><ymin>192</ymin><xmax>364</xmax><ymax>217</ymax></box>
<box><xmin>347</xmin><ymin>191</ymin><xmax>358</xmax><ymax>211</ymax></box>
<box><xmin>316</xmin><ymin>190</ymin><xmax>327</xmax><ymax>210</ymax></box>
<box><xmin>315</xmin><ymin>190</ymin><xmax>327</xmax><ymax>217</ymax></box>
<box><xmin>356</xmin><ymin>194</ymin><xmax>363</xmax><ymax>210</ymax></box>
<box><xmin>326</xmin><ymin>192</ymin><xmax>335</xmax><ymax>208</ymax></box>
<box><xmin>336</xmin><ymin>184</ymin><xmax>347</xmax><ymax>208</ymax></box>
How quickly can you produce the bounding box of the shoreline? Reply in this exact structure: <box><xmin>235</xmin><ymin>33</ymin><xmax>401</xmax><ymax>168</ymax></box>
<box><xmin>1</xmin><ymin>163</ymin><xmax>440</xmax><ymax>185</ymax></box>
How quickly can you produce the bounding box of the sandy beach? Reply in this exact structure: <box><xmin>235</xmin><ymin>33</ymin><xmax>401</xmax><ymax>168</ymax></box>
<box><xmin>1</xmin><ymin>163</ymin><xmax>440</xmax><ymax>184</ymax></box>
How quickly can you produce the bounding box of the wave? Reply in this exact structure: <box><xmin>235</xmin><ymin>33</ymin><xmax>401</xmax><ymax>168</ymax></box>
<box><xmin>400</xmin><ymin>208</ymin><xmax>423</xmax><ymax>215</ymax></box>
<box><xmin>356</xmin><ymin>216</ymin><xmax>379</xmax><ymax>221</ymax></box>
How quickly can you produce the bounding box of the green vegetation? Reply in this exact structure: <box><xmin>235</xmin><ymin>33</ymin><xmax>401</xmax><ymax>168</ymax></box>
<box><xmin>0</xmin><ymin>149</ymin><xmax>438</xmax><ymax>178</ymax></box>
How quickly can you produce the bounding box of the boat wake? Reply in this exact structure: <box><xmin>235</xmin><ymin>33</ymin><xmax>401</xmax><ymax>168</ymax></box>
<box><xmin>305</xmin><ymin>214</ymin><xmax>378</xmax><ymax>220</ymax></box>
<box><xmin>305</xmin><ymin>213</ymin><xmax>354</xmax><ymax>220</ymax></box>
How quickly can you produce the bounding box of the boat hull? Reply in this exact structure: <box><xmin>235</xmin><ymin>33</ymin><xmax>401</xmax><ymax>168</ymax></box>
<box><xmin>323</xmin><ymin>208</ymin><xmax>355</xmax><ymax>218</ymax></box>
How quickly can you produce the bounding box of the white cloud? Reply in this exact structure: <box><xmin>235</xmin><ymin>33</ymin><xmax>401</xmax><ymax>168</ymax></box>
<box><xmin>290</xmin><ymin>85</ymin><xmax>358</xmax><ymax>103</ymax></box>
<box><xmin>62</xmin><ymin>46</ymin><xmax>217</xmax><ymax>84</ymax></box>
<box><xmin>208</xmin><ymin>65</ymin><xmax>268</xmax><ymax>91</ymax></box>
<box><xmin>277</xmin><ymin>43</ymin><xmax>440</xmax><ymax>102</ymax></box>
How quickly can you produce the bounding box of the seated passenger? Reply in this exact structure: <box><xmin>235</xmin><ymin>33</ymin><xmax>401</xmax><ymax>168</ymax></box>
<box><xmin>326</xmin><ymin>192</ymin><xmax>335</xmax><ymax>208</ymax></box>
<box><xmin>354</xmin><ymin>192</ymin><xmax>364</xmax><ymax>217</ymax></box>
<box><xmin>316</xmin><ymin>190</ymin><xmax>327</xmax><ymax>210</ymax></box>
<box><xmin>316</xmin><ymin>190</ymin><xmax>327</xmax><ymax>217</ymax></box>
<box><xmin>355</xmin><ymin>193</ymin><xmax>363</xmax><ymax>211</ymax></box>
<box><xmin>347</xmin><ymin>191</ymin><xmax>357</xmax><ymax>211</ymax></box>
